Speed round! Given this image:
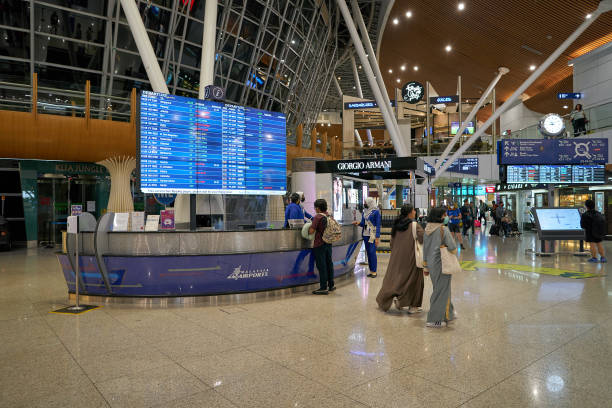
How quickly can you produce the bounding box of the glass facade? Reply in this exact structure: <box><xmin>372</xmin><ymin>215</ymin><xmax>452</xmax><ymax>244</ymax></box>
<box><xmin>0</xmin><ymin>0</ymin><xmax>383</xmax><ymax>144</ymax></box>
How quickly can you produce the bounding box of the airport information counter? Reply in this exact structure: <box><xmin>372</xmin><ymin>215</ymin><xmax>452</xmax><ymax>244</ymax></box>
<box><xmin>56</xmin><ymin>221</ymin><xmax>361</xmax><ymax>297</ymax></box>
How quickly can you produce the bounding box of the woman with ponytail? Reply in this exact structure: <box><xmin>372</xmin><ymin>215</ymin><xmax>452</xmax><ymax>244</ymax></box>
<box><xmin>375</xmin><ymin>203</ymin><xmax>425</xmax><ymax>313</ymax></box>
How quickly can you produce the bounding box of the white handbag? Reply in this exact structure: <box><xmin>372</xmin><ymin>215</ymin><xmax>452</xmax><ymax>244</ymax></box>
<box><xmin>439</xmin><ymin>226</ymin><xmax>462</xmax><ymax>275</ymax></box>
<box><xmin>412</xmin><ymin>221</ymin><xmax>424</xmax><ymax>268</ymax></box>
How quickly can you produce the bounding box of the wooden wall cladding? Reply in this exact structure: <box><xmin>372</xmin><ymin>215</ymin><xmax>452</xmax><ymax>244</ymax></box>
<box><xmin>0</xmin><ymin>110</ymin><xmax>136</xmax><ymax>163</ymax></box>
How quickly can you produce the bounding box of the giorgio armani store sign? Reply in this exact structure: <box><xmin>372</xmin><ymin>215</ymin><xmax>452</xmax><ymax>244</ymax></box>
<box><xmin>316</xmin><ymin>157</ymin><xmax>426</xmax><ymax>179</ymax></box>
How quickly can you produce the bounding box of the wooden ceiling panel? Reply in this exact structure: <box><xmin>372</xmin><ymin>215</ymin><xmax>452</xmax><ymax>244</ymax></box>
<box><xmin>379</xmin><ymin>0</ymin><xmax>612</xmax><ymax>116</ymax></box>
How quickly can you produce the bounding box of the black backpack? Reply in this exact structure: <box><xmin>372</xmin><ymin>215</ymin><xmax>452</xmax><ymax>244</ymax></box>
<box><xmin>591</xmin><ymin>211</ymin><xmax>606</xmax><ymax>239</ymax></box>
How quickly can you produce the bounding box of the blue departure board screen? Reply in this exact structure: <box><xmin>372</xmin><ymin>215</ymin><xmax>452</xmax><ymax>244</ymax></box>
<box><xmin>139</xmin><ymin>91</ymin><xmax>287</xmax><ymax>195</ymax></box>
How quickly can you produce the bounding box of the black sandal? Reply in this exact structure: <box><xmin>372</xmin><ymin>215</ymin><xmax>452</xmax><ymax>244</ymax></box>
<box><xmin>367</xmin><ymin>273</ymin><xmax>377</xmax><ymax>278</ymax></box>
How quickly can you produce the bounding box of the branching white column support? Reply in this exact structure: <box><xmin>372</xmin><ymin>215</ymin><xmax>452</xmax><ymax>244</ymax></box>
<box><xmin>351</xmin><ymin>54</ymin><xmax>374</xmax><ymax>146</ymax></box>
<box><xmin>354</xmin><ymin>129</ymin><xmax>364</xmax><ymax>147</ymax></box>
<box><xmin>434</xmin><ymin>0</ymin><xmax>612</xmax><ymax>181</ymax></box>
<box><xmin>336</xmin><ymin>0</ymin><xmax>407</xmax><ymax>157</ymax></box>
<box><xmin>335</xmin><ymin>74</ymin><xmax>363</xmax><ymax>147</ymax></box>
<box><xmin>119</xmin><ymin>0</ymin><xmax>168</xmax><ymax>93</ymax></box>
<box><xmin>436</xmin><ymin>67</ymin><xmax>508</xmax><ymax>170</ymax></box>
<box><xmin>350</xmin><ymin>0</ymin><xmax>407</xmax><ymax>156</ymax></box>
<box><xmin>98</xmin><ymin>156</ymin><xmax>136</xmax><ymax>213</ymax></box>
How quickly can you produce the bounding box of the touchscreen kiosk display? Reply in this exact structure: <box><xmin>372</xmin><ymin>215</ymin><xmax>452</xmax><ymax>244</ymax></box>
<box><xmin>534</xmin><ymin>208</ymin><xmax>582</xmax><ymax>231</ymax></box>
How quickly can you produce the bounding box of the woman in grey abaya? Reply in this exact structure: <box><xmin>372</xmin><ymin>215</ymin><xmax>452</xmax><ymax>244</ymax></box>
<box><xmin>423</xmin><ymin>207</ymin><xmax>457</xmax><ymax>328</ymax></box>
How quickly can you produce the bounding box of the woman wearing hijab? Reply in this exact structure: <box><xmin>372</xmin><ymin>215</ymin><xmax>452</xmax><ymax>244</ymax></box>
<box><xmin>353</xmin><ymin>197</ymin><xmax>381</xmax><ymax>278</ymax></box>
<box><xmin>376</xmin><ymin>204</ymin><xmax>425</xmax><ymax>313</ymax></box>
<box><xmin>423</xmin><ymin>207</ymin><xmax>457</xmax><ymax>328</ymax></box>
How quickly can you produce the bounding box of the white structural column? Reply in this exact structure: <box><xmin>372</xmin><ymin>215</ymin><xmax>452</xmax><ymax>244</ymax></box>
<box><xmin>351</xmin><ymin>55</ymin><xmax>374</xmax><ymax>146</ymax></box>
<box><xmin>435</xmin><ymin>0</ymin><xmax>612</xmax><ymax>180</ymax></box>
<box><xmin>436</xmin><ymin>67</ymin><xmax>508</xmax><ymax>170</ymax></box>
<box><xmin>98</xmin><ymin>156</ymin><xmax>136</xmax><ymax>213</ymax></box>
<box><xmin>336</xmin><ymin>0</ymin><xmax>407</xmax><ymax>157</ymax></box>
<box><xmin>350</xmin><ymin>0</ymin><xmax>408</xmax><ymax>156</ymax></box>
<box><xmin>176</xmin><ymin>0</ymin><xmax>218</xmax><ymax>225</ymax></box>
<box><xmin>119</xmin><ymin>0</ymin><xmax>168</xmax><ymax>93</ymax></box>
<box><xmin>335</xmin><ymin>75</ymin><xmax>364</xmax><ymax>147</ymax></box>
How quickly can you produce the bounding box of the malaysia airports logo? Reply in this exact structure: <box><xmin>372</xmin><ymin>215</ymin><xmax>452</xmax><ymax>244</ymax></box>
<box><xmin>227</xmin><ymin>265</ymin><xmax>270</xmax><ymax>280</ymax></box>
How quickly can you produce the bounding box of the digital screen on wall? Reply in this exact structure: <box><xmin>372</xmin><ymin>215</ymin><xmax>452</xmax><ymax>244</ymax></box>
<box><xmin>139</xmin><ymin>91</ymin><xmax>287</xmax><ymax>195</ymax></box>
<box><xmin>450</xmin><ymin>121</ymin><xmax>475</xmax><ymax>135</ymax></box>
<box><xmin>533</xmin><ymin>208</ymin><xmax>583</xmax><ymax>231</ymax></box>
<box><xmin>506</xmin><ymin>165</ymin><xmax>604</xmax><ymax>184</ymax></box>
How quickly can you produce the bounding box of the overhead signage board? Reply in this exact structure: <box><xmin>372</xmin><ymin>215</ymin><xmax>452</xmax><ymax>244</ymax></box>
<box><xmin>401</xmin><ymin>81</ymin><xmax>425</xmax><ymax>104</ymax></box>
<box><xmin>495</xmin><ymin>183</ymin><xmax>548</xmax><ymax>192</ymax></box>
<box><xmin>498</xmin><ymin>139</ymin><xmax>608</xmax><ymax>165</ymax></box>
<box><xmin>316</xmin><ymin>157</ymin><xmax>419</xmax><ymax>174</ymax></box>
<box><xmin>433</xmin><ymin>157</ymin><xmax>479</xmax><ymax>175</ymax></box>
<box><xmin>430</xmin><ymin>95</ymin><xmax>459</xmax><ymax>104</ymax></box>
<box><xmin>343</xmin><ymin>100</ymin><xmax>396</xmax><ymax>110</ymax></box>
<box><xmin>557</xmin><ymin>92</ymin><xmax>583</xmax><ymax>100</ymax></box>
<box><xmin>506</xmin><ymin>164</ymin><xmax>605</xmax><ymax>184</ymax></box>
<box><xmin>139</xmin><ymin>90</ymin><xmax>287</xmax><ymax>195</ymax></box>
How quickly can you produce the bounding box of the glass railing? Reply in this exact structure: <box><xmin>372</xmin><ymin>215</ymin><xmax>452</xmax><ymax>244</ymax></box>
<box><xmin>502</xmin><ymin>101</ymin><xmax>612</xmax><ymax>139</ymax></box>
<box><xmin>0</xmin><ymin>81</ymin><xmax>132</xmax><ymax>122</ymax></box>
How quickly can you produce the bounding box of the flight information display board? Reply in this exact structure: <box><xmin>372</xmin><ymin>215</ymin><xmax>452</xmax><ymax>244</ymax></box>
<box><xmin>499</xmin><ymin>138</ymin><xmax>608</xmax><ymax>165</ymax></box>
<box><xmin>139</xmin><ymin>91</ymin><xmax>286</xmax><ymax>195</ymax></box>
<box><xmin>506</xmin><ymin>165</ymin><xmax>605</xmax><ymax>184</ymax></box>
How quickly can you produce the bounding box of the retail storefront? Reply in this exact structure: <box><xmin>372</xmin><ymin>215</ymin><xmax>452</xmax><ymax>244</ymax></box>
<box><xmin>495</xmin><ymin>183</ymin><xmax>549</xmax><ymax>231</ymax></box>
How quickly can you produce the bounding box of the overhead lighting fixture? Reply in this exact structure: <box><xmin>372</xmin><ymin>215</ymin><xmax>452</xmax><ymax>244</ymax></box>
<box><xmin>388</xmin><ymin>69</ymin><xmax>393</xmax><ymax>73</ymax></box>
<box><xmin>400</xmin><ymin>65</ymin><xmax>406</xmax><ymax>71</ymax></box>
<box><xmin>393</xmin><ymin>18</ymin><xmax>399</xmax><ymax>25</ymax></box>
<box><xmin>291</xmin><ymin>40</ymin><xmax>295</xmax><ymax>44</ymax></box>
<box><xmin>563</xmin><ymin>105</ymin><xmax>569</xmax><ymax>109</ymax></box>
<box><xmin>396</xmin><ymin>78</ymin><xmax>401</xmax><ymax>83</ymax></box>
<box><xmin>413</xmin><ymin>66</ymin><xmax>419</xmax><ymax>71</ymax></box>
<box><xmin>358</xmin><ymin>65</ymin><xmax>362</xmax><ymax>69</ymax></box>
<box><xmin>445</xmin><ymin>45</ymin><xmax>452</xmax><ymax>52</ymax></box>
<box><xmin>458</xmin><ymin>2</ymin><xmax>465</xmax><ymax>11</ymax></box>
<box><xmin>529</xmin><ymin>65</ymin><xmax>536</xmax><ymax>71</ymax></box>
<box><xmin>586</xmin><ymin>13</ymin><xmax>592</xmax><ymax>19</ymax></box>
<box><xmin>337</xmin><ymin>76</ymin><xmax>341</xmax><ymax>80</ymax></box>
<box><xmin>405</xmin><ymin>11</ymin><xmax>412</xmax><ymax>18</ymax></box>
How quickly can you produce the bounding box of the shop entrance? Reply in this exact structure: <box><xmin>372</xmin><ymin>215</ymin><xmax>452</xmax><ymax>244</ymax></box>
<box><xmin>37</xmin><ymin>175</ymin><xmax>98</xmax><ymax>245</ymax></box>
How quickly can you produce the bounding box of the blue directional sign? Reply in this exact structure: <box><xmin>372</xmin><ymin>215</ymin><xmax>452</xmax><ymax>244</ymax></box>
<box><xmin>343</xmin><ymin>100</ymin><xmax>396</xmax><ymax>110</ymax></box>
<box><xmin>557</xmin><ymin>92</ymin><xmax>583</xmax><ymax>100</ymax></box>
<box><xmin>430</xmin><ymin>95</ymin><xmax>459</xmax><ymax>104</ymax></box>
<box><xmin>433</xmin><ymin>157</ymin><xmax>479</xmax><ymax>175</ymax></box>
<box><xmin>498</xmin><ymin>139</ymin><xmax>608</xmax><ymax>165</ymax></box>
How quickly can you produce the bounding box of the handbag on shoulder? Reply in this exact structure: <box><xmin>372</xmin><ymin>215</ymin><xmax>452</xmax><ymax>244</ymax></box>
<box><xmin>439</xmin><ymin>226</ymin><xmax>462</xmax><ymax>275</ymax></box>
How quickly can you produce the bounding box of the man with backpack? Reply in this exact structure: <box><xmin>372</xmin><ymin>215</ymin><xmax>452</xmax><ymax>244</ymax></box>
<box><xmin>581</xmin><ymin>199</ymin><xmax>607</xmax><ymax>263</ymax></box>
<box><xmin>309</xmin><ymin>198</ymin><xmax>337</xmax><ymax>294</ymax></box>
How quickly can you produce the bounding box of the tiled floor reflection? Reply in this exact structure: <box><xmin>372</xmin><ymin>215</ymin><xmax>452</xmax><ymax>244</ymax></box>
<box><xmin>0</xmin><ymin>230</ymin><xmax>610</xmax><ymax>407</ymax></box>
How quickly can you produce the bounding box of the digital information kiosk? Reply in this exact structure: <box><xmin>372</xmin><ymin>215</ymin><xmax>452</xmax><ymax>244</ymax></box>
<box><xmin>531</xmin><ymin>208</ymin><xmax>587</xmax><ymax>256</ymax></box>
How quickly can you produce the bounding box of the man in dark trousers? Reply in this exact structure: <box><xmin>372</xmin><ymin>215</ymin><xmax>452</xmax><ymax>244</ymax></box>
<box><xmin>309</xmin><ymin>199</ymin><xmax>335</xmax><ymax>294</ymax></box>
<box><xmin>581</xmin><ymin>199</ymin><xmax>607</xmax><ymax>263</ymax></box>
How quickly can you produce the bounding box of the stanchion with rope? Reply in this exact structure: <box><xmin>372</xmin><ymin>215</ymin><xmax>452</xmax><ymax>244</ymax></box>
<box><xmin>51</xmin><ymin>215</ymin><xmax>99</xmax><ymax>315</ymax></box>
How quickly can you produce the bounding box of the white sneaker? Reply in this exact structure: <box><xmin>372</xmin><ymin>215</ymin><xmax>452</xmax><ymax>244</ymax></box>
<box><xmin>393</xmin><ymin>298</ymin><xmax>401</xmax><ymax>311</ymax></box>
<box><xmin>407</xmin><ymin>306</ymin><xmax>422</xmax><ymax>314</ymax></box>
<box><xmin>426</xmin><ymin>321</ymin><xmax>447</xmax><ymax>328</ymax></box>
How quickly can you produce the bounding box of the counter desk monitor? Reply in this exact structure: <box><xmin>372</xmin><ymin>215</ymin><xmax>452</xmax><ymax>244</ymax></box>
<box><xmin>138</xmin><ymin>90</ymin><xmax>287</xmax><ymax>195</ymax></box>
<box><xmin>531</xmin><ymin>208</ymin><xmax>585</xmax><ymax>241</ymax></box>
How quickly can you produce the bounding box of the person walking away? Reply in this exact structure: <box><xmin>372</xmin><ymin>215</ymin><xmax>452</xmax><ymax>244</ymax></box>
<box><xmin>491</xmin><ymin>201</ymin><xmax>498</xmax><ymax>225</ymax></box>
<box><xmin>460</xmin><ymin>199</ymin><xmax>471</xmax><ymax>237</ymax></box>
<box><xmin>581</xmin><ymin>199</ymin><xmax>607</xmax><ymax>263</ymax></box>
<box><xmin>309</xmin><ymin>199</ymin><xmax>335</xmax><ymax>294</ymax></box>
<box><xmin>376</xmin><ymin>204</ymin><xmax>425</xmax><ymax>314</ymax></box>
<box><xmin>423</xmin><ymin>208</ymin><xmax>458</xmax><ymax>328</ymax></box>
<box><xmin>284</xmin><ymin>193</ymin><xmax>306</xmax><ymax>228</ymax></box>
<box><xmin>353</xmin><ymin>197</ymin><xmax>381</xmax><ymax>278</ymax></box>
<box><xmin>495</xmin><ymin>202</ymin><xmax>506</xmax><ymax>236</ymax></box>
<box><xmin>570</xmin><ymin>104</ymin><xmax>587</xmax><ymax>137</ymax></box>
<box><xmin>479</xmin><ymin>200</ymin><xmax>488</xmax><ymax>227</ymax></box>
<box><xmin>469</xmin><ymin>202</ymin><xmax>476</xmax><ymax>235</ymax></box>
<box><xmin>447</xmin><ymin>202</ymin><xmax>464</xmax><ymax>249</ymax></box>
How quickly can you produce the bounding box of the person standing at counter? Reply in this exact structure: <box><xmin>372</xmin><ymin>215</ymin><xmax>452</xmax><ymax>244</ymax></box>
<box><xmin>296</xmin><ymin>191</ymin><xmax>313</xmax><ymax>221</ymax></box>
<box><xmin>353</xmin><ymin>197</ymin><xmax>381</xmax><ymax>278</ymax></box>
<box><xmin>284</xmin><ymin>193</ymin><xmax>306</xmax><ymax>228</ymax></box>
<box><xmin>309</xmin><ymin>199</ymin><xmax>335</xmax><ymax>295</ymax></box>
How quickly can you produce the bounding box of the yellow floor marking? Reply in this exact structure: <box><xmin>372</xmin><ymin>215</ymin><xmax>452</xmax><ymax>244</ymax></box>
<box><xmin>460</xmin><ymin>261</ymin><xmax>603</xmax><ymax>279</ymax></box>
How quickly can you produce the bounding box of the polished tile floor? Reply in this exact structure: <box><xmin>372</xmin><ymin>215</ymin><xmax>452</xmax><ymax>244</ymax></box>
<box><xmin>0</xmin><ymin>230</ymin><xmax>610</xmax><ymax>407</ymax></box>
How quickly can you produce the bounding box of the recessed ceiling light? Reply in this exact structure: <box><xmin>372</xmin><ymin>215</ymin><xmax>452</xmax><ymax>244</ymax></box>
<box><xmin>291</xmin><ymin>40</ymin><xmax>295</xmax><ymax>44</ymax></box>
<box><xmin>388</xmin><ymin>69</ymin><xmax>393</xmax><ymax>73</ymax></box>
<box><xmin>337</xmin><ymin>76</ymin><xmax>341</xmax><ymax>80</ymax></box>
<box><xmin>445</xmin><ymin>45</ymin><xmax>452</xmax><ymax>52</ymax></box>
<box><xmin>393</xmin><ymin>18</ymin><xmax>399</xmax><ymax>25</ymax></box>
<box><xmin>353</xmin><ymin>86</ymin><xmax>356</xmax><ymax>89</ymax></box>
<box><xmin>405</xmin><ymin>11</ymin><xmax>412</xmax><ymax>18</ymax></box>
<box><xmin>358</xmin><ymin>65</ymin><xmax>362</xmax><ymax>69</ymax></box>
<box><xmin>563</xmin><ymin>105</ymin><xmax>569</xmax><ymax>109</ymax></box>
<box><xmin>413</xmin><ymin>66</ymin><xmax>419</xmax><ymax>71</ymax></box>
<box><xmin>586</xmin><ymin>13</ymin><xmax>592</xmax><ymax>19</ymax></box>
<box><xmin>396</xmin><ymin>78</ymin><xmax>401</xmax><ymax>83</ymax></box>
<box><xmin>458</xmin><ymin>2</ymin><xmax>465</xmax><ymax>11</ymax></box>
<box><xmin>529</xmin><ymin>65</ymin><xmax>536</xmax><ymax>71</ymax></box>
<box><xmin>400</xmin><ymin>65</ymin><xmax>406</xmax><ymax>71</ymax></box>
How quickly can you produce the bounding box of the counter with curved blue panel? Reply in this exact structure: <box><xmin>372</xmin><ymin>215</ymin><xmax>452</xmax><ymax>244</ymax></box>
<box><xmin>57</xmin><ymin>225</ymin><xmax>361</xmax><ymax>297</ymax></box>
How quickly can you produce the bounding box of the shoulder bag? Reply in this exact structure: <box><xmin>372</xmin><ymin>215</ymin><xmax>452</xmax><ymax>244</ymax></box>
<box><xmin>439</xmin><ymin>226</ymin><xmax>462</xmax><ymax>275</ymax></box>
<box><xmin>412</xmin><ymin>221</ymin><xmax>424</xmax><ymax>268</ymax></box>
